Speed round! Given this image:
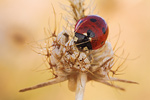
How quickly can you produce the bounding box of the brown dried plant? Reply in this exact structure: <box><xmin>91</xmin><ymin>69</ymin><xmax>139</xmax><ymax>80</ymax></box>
<box><xmin>19</xmin><ymin>0</ymin><xmax>138</xmax><ymax>100</ymax></box>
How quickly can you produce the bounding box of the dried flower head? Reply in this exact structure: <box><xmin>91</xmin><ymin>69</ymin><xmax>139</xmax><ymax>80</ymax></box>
<box><xmin>19</xmin><ymin>0</ymin><xmax>138</xmax><ymax>100</ymax></box>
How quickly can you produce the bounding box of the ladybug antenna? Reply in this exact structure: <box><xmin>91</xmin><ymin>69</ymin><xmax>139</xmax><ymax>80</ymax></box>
<box><xmin>75</xmin><ymin>40</ymin><xmax>90</xmax><ymax>46</ymax></box>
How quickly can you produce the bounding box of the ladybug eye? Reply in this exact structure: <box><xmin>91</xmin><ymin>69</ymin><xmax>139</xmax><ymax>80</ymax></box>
<box><xmin>87</xmin><ymin>30</ymin><xmax>95</xmax><ymax>37</ymax></box>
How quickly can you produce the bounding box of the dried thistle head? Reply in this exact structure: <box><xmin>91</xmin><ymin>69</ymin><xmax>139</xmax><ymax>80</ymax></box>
<box><xmin>19</xmin><ymin>0</ymin><xmax>138</xmax><ymax>100</ymax></box>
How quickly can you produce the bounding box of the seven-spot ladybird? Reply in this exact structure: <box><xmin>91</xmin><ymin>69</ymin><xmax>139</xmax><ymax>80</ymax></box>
<box><xmin>74</xmin><ymin>15</ymin><xmax>108</xmax><ymax>50</ymax></box>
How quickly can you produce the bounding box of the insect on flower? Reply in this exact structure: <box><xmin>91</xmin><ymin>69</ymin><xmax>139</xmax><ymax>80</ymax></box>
<box><xmin>74</xmin><ymin>15</ymin><xmax>108</xmax><ymax>50</ymax></box>
<box><xmin>19</xmin><ymin>0</ymin><xmax>138</xmax><ymax>100</ymax></box>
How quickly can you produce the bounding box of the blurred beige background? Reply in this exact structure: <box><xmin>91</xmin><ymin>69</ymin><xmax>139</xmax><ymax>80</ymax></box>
<box><xmin>0</xmin><ymin>0</ymin><xmax>149</xmax><ymax>100</ymax></box>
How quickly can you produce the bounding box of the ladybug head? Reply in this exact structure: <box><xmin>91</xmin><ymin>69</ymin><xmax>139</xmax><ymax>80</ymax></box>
<box><xmin>74</xmin><ymin>15</ymin><xmax>109</xmax><ymax>50</ymax></box>
<box><xmin>74</xmin><ymin>30</ymin><xmax>95</xmax><ymax>50</ymax></box>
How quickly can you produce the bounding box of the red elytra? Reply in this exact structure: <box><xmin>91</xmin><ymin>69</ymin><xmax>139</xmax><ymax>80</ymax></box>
<box><xmin>74</xmin><ymin>15</ymin><xmax>108</xmax><ymax>50</ymax></box>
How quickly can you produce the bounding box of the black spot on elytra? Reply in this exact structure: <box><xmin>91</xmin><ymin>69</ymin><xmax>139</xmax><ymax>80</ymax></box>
<box><xmin>102</xmin><ymin>27</ymin><xmax>106</xmax><ymax>34</ymax></box>
<box><xmin>90</xmin><ymin>18</ymin><xmax>97</xmax><ymax>22</ymax></box>
<box><xmin>87</xmin><ymin>30</ymin><xmax>95</xmax><ymax>37</ymax></box>
<box><xmin>101</xmin><ymin>41</ymin><xmax>104</xmax><ymax>45</ymax></box>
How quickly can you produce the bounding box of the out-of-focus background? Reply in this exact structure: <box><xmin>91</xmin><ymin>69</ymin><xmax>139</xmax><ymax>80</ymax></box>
<box><xmin>0</xmin><ymin>0</ymin><xmax>149</xmax><ymax>100</ymax></box>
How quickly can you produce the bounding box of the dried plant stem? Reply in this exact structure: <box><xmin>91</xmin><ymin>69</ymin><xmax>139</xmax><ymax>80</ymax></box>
<box><xmin>75</xmin><ymin>73</ymin><xmax>87</xmax><ymax>100</ymax></box>
<box><xmin>19</xmin><ymin>77</ymin><xmax>67</xmax><ymax>92</ymax></box>
<box><xmin>94</xmin><ymin>79</ymin><xmax>125</xmax><ymax>91</ymax></box>
<box><xmin>108</xmin><ymin>77</ymin><xmax>138</xmax><ymax>84</ymax></box>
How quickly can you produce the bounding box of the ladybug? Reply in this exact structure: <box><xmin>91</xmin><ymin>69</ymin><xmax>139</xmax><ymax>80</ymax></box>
<box><xmin>74</xmin><ymin>15</ymin><xmax>108</xmax><ymax>50</ymax></box>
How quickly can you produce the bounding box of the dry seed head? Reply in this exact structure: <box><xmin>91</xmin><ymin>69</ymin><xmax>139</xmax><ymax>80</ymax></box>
<box><xmin>50</xmin><ymin>31</ymin><xmax>113</xmax><ymax>77</ymax></box>
<box><xmin>68</xmin><ymin>0</ymin><xmax>85</xmax><ymax>21</ymax></box>
<box><xmin>20</xmin><ymin>0</ymin><xmax>138</xmax><ymax>100</ymax></box>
